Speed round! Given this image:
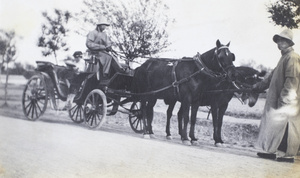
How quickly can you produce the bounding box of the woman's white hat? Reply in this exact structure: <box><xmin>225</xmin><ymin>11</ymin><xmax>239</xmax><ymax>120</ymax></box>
<box><xmin>273</xmin><ymin>29</ymin><xmax>294</xmax><ymax>46</ymax></box>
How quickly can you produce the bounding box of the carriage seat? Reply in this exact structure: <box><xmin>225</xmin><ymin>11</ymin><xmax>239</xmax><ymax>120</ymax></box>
<box><xmin>84</xmin><ymin>49</ymin><xmax>133</xmax><ymax>80</ymax></box>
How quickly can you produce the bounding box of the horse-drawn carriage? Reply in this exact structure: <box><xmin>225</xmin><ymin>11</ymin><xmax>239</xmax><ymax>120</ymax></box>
<box><xmin>22</xmin><ymin>40</ymin><xmax>264</xmax><ymax>145</ymax></box>
<box><xmin>21</xmin><ymin>51</ymin><xmax>144</xmax><ymax>133</ymax></box>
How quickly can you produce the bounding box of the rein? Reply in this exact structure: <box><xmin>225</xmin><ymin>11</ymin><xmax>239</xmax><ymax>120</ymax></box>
<box><xmin>202</xmin><ymin>88</ymin><xmax>259</xmax><ymax>93</ymax></box>
<box><xmin>116</xmin><ymin>67</ymin><xmax>205</xmax><ymax>97</ymax></box>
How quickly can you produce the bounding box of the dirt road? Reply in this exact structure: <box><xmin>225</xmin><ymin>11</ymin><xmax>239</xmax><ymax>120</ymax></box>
<box><xmin>0</xmin><ymin>115</ymin><xmax>299</xmax><ymax>178</ymax></box>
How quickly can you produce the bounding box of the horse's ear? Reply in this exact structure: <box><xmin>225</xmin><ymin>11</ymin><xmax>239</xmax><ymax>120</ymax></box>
<box><xmin>226</xmin><ymin>41</ymin><xmax>231</xmax><ymax>47</ymax></box>
<box><xmin>216</xmin><ymin>39</ymin><xmax>221</xmax><ymax>48</ymax></box>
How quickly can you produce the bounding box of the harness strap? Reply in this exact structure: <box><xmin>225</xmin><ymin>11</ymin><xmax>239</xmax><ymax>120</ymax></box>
<box><xmin>193</xmin><ymin>53</ymin><xmax>221</xmax><ymax>78</ymax></box>
<box><xmin>172</xmin><ymin>69</ymin><xmax>204</xmax><ymax>86</ymax></box>
<box><xmin>171</xmin><ymin>61</ymin><xmax>181</xmax><ymax>100</ymax></box>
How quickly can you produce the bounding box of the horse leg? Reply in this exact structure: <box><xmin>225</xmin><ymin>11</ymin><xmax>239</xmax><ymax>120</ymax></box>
<box><xmin>180</xmin><ymin>103</ymin><xmax>191</xmax><ymax>145</ymax></box>
<box><xmin>216</xmin><ymin>104</ymin><xmax>228</xmax><ymax>144</ymax></box>
<box><xmin>166</xmin><ymin>101</ymin><xmax>176</xmax><ymax>139</ymax></box>
<box><xmin>141</xmin><ymin>100</ymin><xmax>150</xmax><ymax>138</ymax></box>
<box><xmin>146</xmin><ymin>99</ymin><xmax>157</xmax><ymax>137</ymax></box>
<box><xmin>211</xmin><ymin>106</ymin><xmax>220</xmax><ymax>145</ymax></box>
<box><xmin>189</xmin><ymin>103</ymin><xmax>199</xmax><ymax>143</ymax></box>
<box><xmin>177</xmin><ymin>104</ymin><xmax>183</xmax><ymax>136</ymax></box>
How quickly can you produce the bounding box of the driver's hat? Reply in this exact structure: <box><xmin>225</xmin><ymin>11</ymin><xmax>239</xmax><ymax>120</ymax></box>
<box><xmin>97</xmin><ymin>16</ymin><xmax>110</xmax><ymax>26</ymax></box>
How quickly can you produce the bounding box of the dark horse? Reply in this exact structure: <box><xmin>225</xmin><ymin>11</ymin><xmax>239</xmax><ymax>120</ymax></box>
<box><xmin>131</xmin><ymin>40</ymin><xmax>236</xmax><ymax>144</ymax></box>
<box><xmin>165</xmin><ymin>66</ymin><xmax>266</xmax><ymax>146</ymax></box>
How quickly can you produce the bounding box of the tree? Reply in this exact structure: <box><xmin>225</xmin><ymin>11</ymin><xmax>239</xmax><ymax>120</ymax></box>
<box><xmin>0</xmin><ymin>30</ymin><xmax>18</xmax><ymax>107</ymax></box>
<box><xmin>76</xmin><ymin>0</ymin><xmax>174</xmax><ymax>64</ymax></box>
<box><xmin>0</xmin><ymin>33</ymin><xmax>8</xmax><ymax>75</ymax></box>
<box><xmin>267</xmin><ymin>0</ymin><xmax>300</xmax><ymax>29</ymax></box>
<box><xmin>37</xmin><ymin>9</ymin><xmax>72</xmax><ymax>64</ymax></box>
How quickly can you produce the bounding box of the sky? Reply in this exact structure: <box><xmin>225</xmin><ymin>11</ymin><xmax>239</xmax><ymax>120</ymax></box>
<box><xmin>0</xmin><ymin>0</ymin><xmax>299</xmax><ymax>68</ymax></box>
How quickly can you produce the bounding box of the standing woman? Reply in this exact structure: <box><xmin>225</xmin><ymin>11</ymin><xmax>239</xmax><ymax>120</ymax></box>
<box><xmin>253</xmin><ymin>29</ymin><xmax>300</xmax><ymax>163</ymax></box>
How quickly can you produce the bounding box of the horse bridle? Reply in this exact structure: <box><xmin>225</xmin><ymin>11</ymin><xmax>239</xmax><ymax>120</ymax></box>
<box><xmin>213</xmin><ymin>46</ymin><xmax>235</xmax><ymax>76</ymax></box>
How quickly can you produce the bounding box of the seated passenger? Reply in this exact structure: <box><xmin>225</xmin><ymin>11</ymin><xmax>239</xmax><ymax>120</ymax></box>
<box><xmin>65</xmin><ymin>51</ymin><xmax>86</xmax><ymax>73</ymax></box>
<box><xmin>62</xmin><ymin>51</ymin><xmax>86</xmax><ymax>110</ymax></box>
<box><xmin>86</xmin><ymin>16</ymin><xmax>125</xmax><ymax>79</ymax></box>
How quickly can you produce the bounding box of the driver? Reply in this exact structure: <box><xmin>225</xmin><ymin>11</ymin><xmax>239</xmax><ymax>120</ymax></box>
<box><xmin>86</xmin><ymin>16</ymin><xmax>125</xmax><ymax>79</ymax></box>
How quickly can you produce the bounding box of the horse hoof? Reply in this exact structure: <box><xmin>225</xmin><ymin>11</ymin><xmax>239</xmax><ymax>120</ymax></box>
<box><xmin>150</xmin><ymin>134</ymin><xmax>157</xmax><ymax>139</ymax></box>
<box><xmin>215</xmin><ymin>143</ymin><xmax>225</xmax><ymax>147</ymax></box>
<box><xmin>143</xmin><ymin>134</ymin><xmax>151</xmax><ymax>139</ymax></box>
<box><xmin>191</xmin><ymin>140</ymin><xmax>199</xmax><ymax>146</ymax></box>
<box><xmin>166</xmin><ymin>136</ymin><xmax>173</xmax><ymax>140</ymax></box>
<box><xmin>182</xmin><ymin>140</ymin><xmax>191</xmax><ymax>146</ymax></box>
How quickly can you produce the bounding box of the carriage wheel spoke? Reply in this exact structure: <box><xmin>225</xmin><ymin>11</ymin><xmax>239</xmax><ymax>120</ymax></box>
<box><xmin>74</xmin><ymin>107</ymin><xmax>81</xmax><ymax>121</ymax></box>
<box><xmin>70</xmin><ymin>105</ymin><xmax>77</xmax><ymax>118</ymax></box>
<box><xmin>79</xmin><ymin>107</ymin><xmax>82</xmax><ymax>120</ymax></box>
<box><xmin>24</xmin><ymin>101</ymin><xmax>32</xmax><ymax>110</ymax></box>
<box><xmin>37</xmin><ymin>99</ymin><xmax>45</xmax><ymax>105</ymax></box>
<box><xmin>86</xmin><ymin>113</ymin><xmax>92</xmax><ymax>123</ymax></box>
<box><xmin>96</xmin><ymin>114</ymin><xmax>101</xmax><ymax>125</ymax></box>
<box><xmin>75</xmin><ymin>109</ymin><xmax>80</xmax><ymax>122</ymax></box>
<box><xmin>35</xmin><ymin>101</ymin><xmax>43</xmax><ymax>113</ymax></box>
<box><xmin>94</xmin><ymin>114</ymin><xmax>98</xmax><ymax>125</ymax></box>
<box><xmin>34</xmin><ymin>101</ymin><xmax>39</xmax><ymax>118</ymax></box>
<box><xmin>131</xmin><ymin>118</ymin><xmax>138</xmax><ymax>125</ymax></box>
<box><xmin>74</xmin><ymin>107</ymin><xmax>80</xmax><ymax>120</ymax></box>
<box><xmin>91</xmin><ymin>94</ymin><xmax>95</xmax><ymax>105</ymax></box>
<box><xmin>136</xmin><ymin>119</ymin><xmax>142</xmax><ymax>130</ymax></box>
<box><xmin>31</xmin><ymin>101</ymin><xmax>36</xmax><ymax>119</ymax></box>
<box><xmin>23</xmin><ymin>95</ymin><xmax>30</xmax><ymax>102</ymax></box>
<box><xmin>86</xmin><ymin>98</ymin><xmax>92</xmax><ymax>105</ymax></box>
<box><xmin>90</xmin><ymin>114</ymin><xmax>95</xmax><ymax>126</ymax></box>
<box><xmin>26</xmin><ymin>102</ymin><xmax>33</xmax><ymax>116</ymax></box>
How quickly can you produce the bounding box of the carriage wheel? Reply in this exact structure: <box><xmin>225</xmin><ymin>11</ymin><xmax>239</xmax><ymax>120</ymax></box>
<box><xmin>83</xmin><ymin>89</ymin><xmax>107</xmax><ymax>129</ymax></box>
<box><xmin>22</xmin><ymin>75</ymin><xmax>48</xmax><ymax>121</ymax></box>
<box><xmin>68</xmin><ymin>103</ymin><xmax>84</xmax><ymax>123</ymax></box>
<box><xmin>129</xmin><ymin>101</ymin><xmax>144</xmax><ymax>133</ymax></box>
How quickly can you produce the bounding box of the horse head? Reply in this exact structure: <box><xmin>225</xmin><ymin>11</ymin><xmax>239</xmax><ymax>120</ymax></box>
<box><xmin>235</xmin><ymin>66</ymin><xmax>266</xmax><ymax>107</ymax></box>
<box><xmin>214</xmin><ymin>40</ymin><xmax>236</xmax><ymax>81</ymax></box>
<box><xmin>200</xmin><ymin>40</ymin><xmax>236</xmax><ymax>82</ymax></box>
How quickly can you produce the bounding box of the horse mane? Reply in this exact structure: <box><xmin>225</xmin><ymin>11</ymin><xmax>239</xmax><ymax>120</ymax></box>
<box><xmin>198</xmin><ymin>47</ymin><xmax>217</xmax><ymax>69</ymax></box>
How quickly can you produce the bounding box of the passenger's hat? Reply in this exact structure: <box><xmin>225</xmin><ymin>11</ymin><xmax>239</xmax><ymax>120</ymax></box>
<box><xmin>97</xmin><ymin>16</ymin><xmax>110</xmax><ymax>26</ymax></box>
<box><xmin>73</xmin><ymin>51</ymin><xmax>83</xmax><ymax>57</ymax></box>
<box><xmin>273</xmin><ymin>29</ymin><xmax>294</xmax><ymax>46</ymax></box>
